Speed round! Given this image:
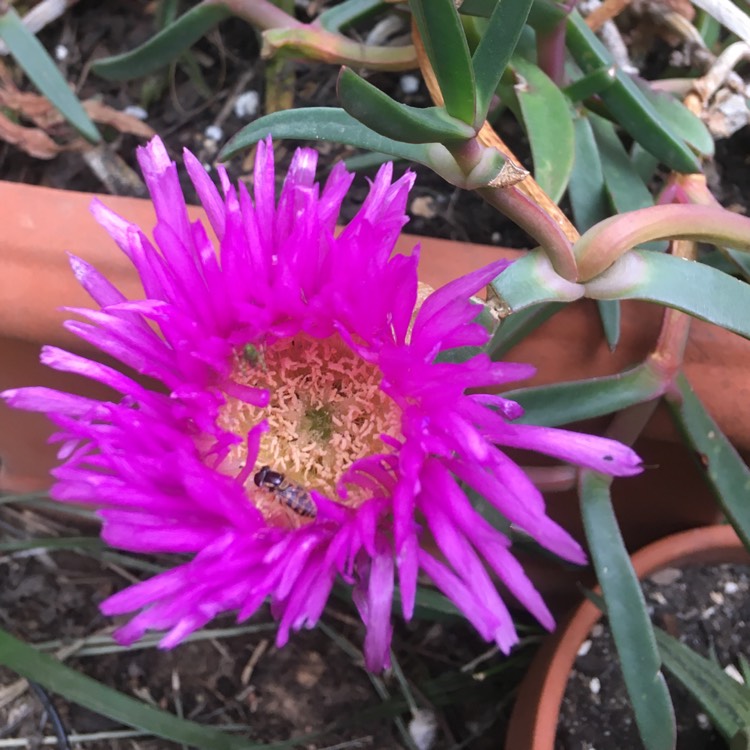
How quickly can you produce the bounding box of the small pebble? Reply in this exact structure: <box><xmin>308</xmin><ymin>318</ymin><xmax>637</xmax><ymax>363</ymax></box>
<box><xmin>709</xmin><ymin>590</ymin><xmax>724</xmax><ymax>605</ymax></box>
<box><xmin>491</xmin><ymin>231</ymin><xmax>501</xmax><ymax>244</ymax></box>
<box><xmin>577</xmin><ymin>639</ymin><xmax>592</xmax><ymax>657</ymax></box>
<box><xmin>701</xmin><ymin>605</ymin><xmax>716</xmax><ymax>619</ymax></box>
<box><xmin>724</xmin><ymin>581</ymin><xmax>739</xmax><ymax>595</ymax></box>
<box><xmin>591</xmin><ymin>623</ymin><xmax>604</xmax><ymax>638</ymax></box>
<box><xmin>649</xmin><ymin>567</ymin><xmax>682</xmax><ymax>586</ymax></box>
<box><xmin>400</xmin><ymin>74</ymin><xmax>420</xmax><ymax>94</ymax></box>
<box><xmin>589</xmin><ymin>677</ymin><xmax>601</xmax><ymax>695</ymax></box>
<box><xmin>650</xmin><ymin>591</ymin><xmax>667</xmax><ymax>605</ymax></box>
<box><xmin>696</xmin><ymin>713</ymin><xmax>711</xmax><ymax>730</ymax></box>
<box><xmin>123</xmin><ymin>105</ymin><xmax>148</xmax><ymax>121</ymax></box>
<box><xmin>234</xmin><ymin>90</ymin><xmax>260</xmax><ymax>120</ymax></box>
<box><xmin>54</xmin><ymin>44</ymin><xmax>69</xmax><ymax>62</ymax></box>
<box><xmin>204</xmin><ymin>124</ymin><xmax>224</xmax><ymax>142</ymax></box>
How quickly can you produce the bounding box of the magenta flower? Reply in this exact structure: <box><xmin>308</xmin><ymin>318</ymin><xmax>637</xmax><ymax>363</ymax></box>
<box><xmin>2</xmin><ymin>137</ymin><xmax>642</xmax><ymax>670</ymax></box>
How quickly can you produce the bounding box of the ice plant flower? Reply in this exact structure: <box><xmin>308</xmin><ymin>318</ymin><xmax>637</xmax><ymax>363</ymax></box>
<box><xmin>2</xmin><ymin>137</ymin><xmax>642</xmax><ymax>670</ymax></box>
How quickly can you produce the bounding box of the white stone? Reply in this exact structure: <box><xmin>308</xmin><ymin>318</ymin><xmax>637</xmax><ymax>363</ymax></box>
<box><xmin>400</xmin><ymin>74</ymin><xmax>420</xmax><ymax>94</ymax></box>
<box><xmin>54</xmin><ymin>44</ymin><xmax>69</xmax><ymax>62</ymax></box>
<box><xmin>204</xmin><ymin>124</ymin><xmax>224</xmax><ymax>142</ymax></box>
<box><xmin>234</xmin><ymin>90</ymin><xmax>260</xmax><ymax>120</ymax></box>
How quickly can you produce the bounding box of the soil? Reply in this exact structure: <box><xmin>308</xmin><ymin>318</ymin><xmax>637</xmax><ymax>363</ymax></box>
<box><xmin>557</xmin><ymin>563</ymin><xmax>750</xmax><ymax>750</ymax></box>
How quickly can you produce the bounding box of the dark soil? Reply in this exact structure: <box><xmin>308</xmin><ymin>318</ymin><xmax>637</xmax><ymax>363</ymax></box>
<box><xmin>557</xmin><ymin>563</ymin><xmax>750</xmax><ymax>750</ymax></box>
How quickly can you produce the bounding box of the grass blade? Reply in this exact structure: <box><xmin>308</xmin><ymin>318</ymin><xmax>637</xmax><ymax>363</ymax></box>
<box><xmin>0</xmin><ymin>629</ymin><xmax>268</xmax><ymax>749</ymax></box>
<box><xmin>0</xmin><ymin>6</ymin><xmax>100</xmax><ymax>142</ymax></box>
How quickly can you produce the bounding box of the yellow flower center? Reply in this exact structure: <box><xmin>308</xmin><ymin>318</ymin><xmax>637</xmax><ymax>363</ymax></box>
<box><xmin>217</xmin><ymin>333</ymin><xmax>403</xmax><ymax>527</ymax></box>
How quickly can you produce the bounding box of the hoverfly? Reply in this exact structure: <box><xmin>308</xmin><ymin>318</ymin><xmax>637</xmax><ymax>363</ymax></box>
<box><xmin>253</xmin><ymin>466</ymin><xmax>317</xmax><ymax>519</ymax></box>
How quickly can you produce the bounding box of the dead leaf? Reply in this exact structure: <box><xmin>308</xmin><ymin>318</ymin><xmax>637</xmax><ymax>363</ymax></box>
<box><xmin>0</xmin><ymin>110</ymin><xmax>66</xmax><ymax>159</ymax></box>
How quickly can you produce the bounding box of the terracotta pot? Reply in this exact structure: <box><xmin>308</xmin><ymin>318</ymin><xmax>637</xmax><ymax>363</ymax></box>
<box><xmin>0</xmin><ymin>180</ymin><xmax>747</xmax><ymax>575</ymax></box>
<box><xmin>505</xmin><ymin>524</ymin><xmax>750</xmax><ymax>750</ymax></box>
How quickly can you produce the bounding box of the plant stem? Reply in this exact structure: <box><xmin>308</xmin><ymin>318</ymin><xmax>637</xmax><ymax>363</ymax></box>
<box><xmin>573</xmin><ymin>204</ymin><xmax>750</xmax><ymax>281</ymax></box>
<box><xmin>262</xmin><ymin>27</ymin><xmax>417</xmax><ymax>70</ymax></box>
<box><xmin>645</xmin><ymin>240</ymin><xmax>694</xmax><ymax>389</ymax></box>
<box><xmin>478</xmin><ymin>185</ymin><xmax>578</xmax><ymax>280</ymax></box>
<box><xmin>208</xmin><ymin>0</ymin><xmax>304</xmax><ymax>30</ymax></box>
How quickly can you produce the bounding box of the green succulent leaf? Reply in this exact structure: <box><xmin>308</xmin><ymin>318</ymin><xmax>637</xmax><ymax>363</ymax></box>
<box><xmin>317</xmin><ymin>0</ymin><xmax>385</xmax><ymax>32</ymax></box>
<box><xmin>666</xmin><ymin>373</ymin><xmax>750</xmax><ymax>549</ymax></box>
<box><xmin>409</xmin><ymin>0</ymin><xmax>476</xmax><ymax>124</ymax></box>
<box><xmin>569</xmin><ymin>115</ymin><xmax>623</xmax><ymax>347</ymax></box>
<box><xmin>472</xmin><ymin>0</ymin><xmax>534</xmax><ymax>123</ymax></box>
<box><xmin>563</xmin><ymin>65</ymin><xmax>617</xmax><ymax>103</ymax></box>
<box><xmin>579</xmin><ymin>472</ymin><xmax>676</xmax><ymax>750</ymax></box>
<box><xmin>92</xmin><ymin>4</ymin><xmax>232</xmax><ymax>81</ymax></box>
<box><xmin>490</xmin><ymin>252</ymin><xmax>585</xmax><ymax>312</ymax></box>
<box><xmin>505</xmin><ymin>364</ymin><xmax>663</xmax><ymax>427</ymax></box>
<box><xmin>591</xmin><ymin>114</ymin><xmax>654</xmax><ymax>215</ymax></box>
<box><xmin>633</xmin><ymin>78</ymin><xmax>714</xmax><ymax>158</ymax></box>
<box><xmin>338</xmin><ymin>67</ymin><xmax>475</xmax><ymax>144</ymax></box>
<box><xmin>0</xmin><ymin>7</ymin><xmax>100</xmax><ymax>142</ymax></box>
<box><xmin>655</xmin><ymin>627</ymin><xmax>750</xmax><ymax>743</ymax></box>
<box><xmin>569</xmin><ymin>115</ymin><xmax>610</xmax><ymax>232</ymax></box>
<box><xmin>511</xmin><ymin>56</ymin><xmax>574</xmax><ymax>203</ymax></box>
<box><xmin>220</xmin><ymin>107</ymin><xmax>436</xmax><ymax>165</ymax></box>
<box><xmin>545</xmin><ymin>6</ymin><xmax>701</xmax><ymax>173</ymax></box>
<box><xmin>584</xmin><ymin>250</ymin><xmax>750</xmax><ymax>341</ymax></box>
<box><xmin>459</xmin><ymin>0</ymin><xmax>500</xmax><ymax>15</ymax></box>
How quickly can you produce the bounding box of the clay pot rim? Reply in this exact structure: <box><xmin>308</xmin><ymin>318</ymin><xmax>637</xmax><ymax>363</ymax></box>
<box><xmin>504</xmin><ymin>524</ymin><xmax>749</xmax><ymax>750</ymax></box>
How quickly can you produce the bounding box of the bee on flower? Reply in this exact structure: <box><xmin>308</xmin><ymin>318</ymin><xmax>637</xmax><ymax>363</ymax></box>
<box><xmin>1</xmin><ymin>137</ymin><xmax>642</xmax><ymax>670</ymax></box>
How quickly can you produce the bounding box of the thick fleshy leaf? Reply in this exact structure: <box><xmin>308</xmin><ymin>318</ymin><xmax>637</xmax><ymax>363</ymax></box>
<box><xmin>555</xmin><ymin>7</ymin><xmax>702</xmax><ymax>173</ymax></box>
<box><xmin>459</xmin><ymin>0</ymin><xmax>500</xmax><ymax>15</ymax></box>
<box><xmin>570</xmin><ymin>115</ymin><xmax>622</xmax><ymax>348</ymax></box>
<box><xmin>666</xmin><ymin>373</ymin><xmax>750</xmax><ymax>549</ymax></box>
<box><xmin>633</xmin><ymin>78</ymin><xmax>714</xmax><ymax>158</ymax></box>
<box><xmin>0</xmin><ymin>629</ymin><xmax>268</xmax><ymax>749</ymax></box>
<box><xmin>472</xmin><ymin>0</ymin><xmax>534</xmax><ymax>123</ymax></box>
<box><xmin>655</xmin><ymin>627</ymin><xmax>750</xmax><ymax>744</ymax></box>
<box><xmin>590</xmin><ymin>115</ymin><xmax>654</xmax><ymax>216</ymax></box>
<box><xmin>563</xmin><ymin>65</ymin><xmax>617</xmax><ymax>103</ymax></box>
<box><xmin>490</xmin><ymin>252</ymin><xmax>585</xmax><ymax>313</ymax></box>
<box><xmin>569</xmin><ymin>115</ymin><xmax>610</xmax><ymax>232</ymax></box>
<box><xmin>0</xmin><ymin>7</ymin><xmax>100</xmax><ymax>142</ymax></box>
<box><xmin>511</xmin><ymin>56</ymin><xmax>574</xmax><ymax>203</ymax></box>
<box><xmin>505</xmin><ymin>364</ymin><xmax>663</xmax><ymax>427</ymax></box>
<box><xmin>92</xmin><ymin>4</ymin><xmax>232</xmax><ymax>81</ymax></box>
<box><xmin>338</xmin><ymin>67</ymin><xmax>475</xmax><ymax>143</ymax></box>
<box><xmin>318</xmin><ymin>0</ymin><xmax>385</xmax><ymax>32</ymax></box>
<box><xmin>409</xmin><ymin>0</ymin><xmax>476</xmax><ymax>124</ymax></box>
<box><xmin>585</xmin><ymin>250</ymin><xmax>750</xmax><ymax>340</ymax></box>
<box><xmin>579</xmin><ymin>472</ymin><xmax>676</xmax><ymax>750</ymax></box>
<box><xmin>220</xmin><ymin>107</ymin><xmax>436</xmax><ymax>164</ymax></box>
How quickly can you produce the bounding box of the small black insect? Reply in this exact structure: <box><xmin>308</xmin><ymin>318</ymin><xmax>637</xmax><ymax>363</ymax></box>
<box><xmin>253</xmin><ymin>466</ymin><xmax>317</xmax><ymax>519</ymax></box>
